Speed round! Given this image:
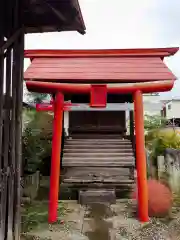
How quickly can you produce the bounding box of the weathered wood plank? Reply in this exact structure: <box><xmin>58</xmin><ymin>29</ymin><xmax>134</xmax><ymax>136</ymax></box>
<box><xmin>64</xmin><ymin>167</ymin><xmax>131</xmax><ymax>178</ymax></box>
<box><xmin>8</xmin><ymin>32</ymin><xmax>20</xmax><ymax>239</ymax></box>
<box><xmin>67</xmin><ymin>139</ymin><xmax>131</xmax><ymax>142</ymax></box>
<box><xmin>1</xmin><ymin>47</ymin><xmax>12</xmax><ymax>239</ymax></box>
<box><xmin>0</xmin><ymin>42</ymin><xmax>4</xmax><ymax>240</ymax></box>
<box><xmin>64</xmin><ymin>148</ymin><xmax>133</xmax><ymax>153</ymax></box>
<box><xmin>63</xmin><ymin>153</ymin><xmax>134</xmax><ymax>158</ymax></box>
<box><xmin>65</xmin><ymin>141</ymin><xmax>131</xmax><ymax>145</ymax></box>
<box><xmin>63</xmin><ymin>156</ymin><xmax>135</xmax><ymax>161</ymax></box>
<box><xmin>62</xmin><ymin>134</ymin><xmax>135</xmax><ymax>191</ymax></box>
<box><xmin>64</xmin><ymin>144</ymin><xmax>132</xmax><ymax>149</ymax></box>
<box><xmin>14</xmin><ymin>31</ymin><xmax>24</xmax><ymax>240</ymax></box>
<box><xmin>0</xmin><ymin>0</ymin><xmax>24</xmax><ymax>239</ymax></box>
<box><xmin>64</xmin><ymin>179</ymin><xmax>134</xmax><ymax>184</ymax></box>
<box><xmin>61</xmin><ymin>182</ymin><xmax>134</xmax><ymax>188</ymax></box>
<box><xmin>70</xmin><ymin>134</ymin><xmax>124</xmax><ymax>139</ymax></box>
<box><xmin>63</xmin><ymin>162</ymin><xmax>134</xmax><ymax>167</ymax></box>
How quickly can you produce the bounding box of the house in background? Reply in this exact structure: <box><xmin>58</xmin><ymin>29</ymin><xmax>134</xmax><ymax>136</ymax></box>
<box><xmin>161</xmin><ymin>98</ymin><xmax>180</xmax><ymax>126</ymax></box>
<box><xmin>125</xmin><ymin>93</ymin><xmax>163</xmax><ymax>134</ymax></box>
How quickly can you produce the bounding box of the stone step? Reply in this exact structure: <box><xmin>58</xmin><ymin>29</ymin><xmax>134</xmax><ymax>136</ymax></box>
<box><xmin>79</xmin><ymin>189</ymin><xmax>116</xmax><ymax>205</ymax></box>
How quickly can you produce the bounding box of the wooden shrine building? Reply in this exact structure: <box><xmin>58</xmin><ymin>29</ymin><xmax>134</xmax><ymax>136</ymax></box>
<box><xmin>24</xmin><ymin>47</ymin><xmax>178</xmax><ymax>223</ymax></box>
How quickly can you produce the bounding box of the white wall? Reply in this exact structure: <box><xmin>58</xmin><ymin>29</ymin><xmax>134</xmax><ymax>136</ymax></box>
<box><xmin>64</xmin><ymin>111</ymin><xmax>69</xmax><ymax>136</ymax></box>
<box><xmin>125</xmin><ymin>111</ymin><xmax>130</xmax><ymax>135</ymax></box>
<box><xmin>143</xmin><ymin>94</ymin><xmax>162</xmax><ymax>116</ymax></box>
<box><xmin>143</xmin><ymin>94</ymin><xmax>160</xmax><ymax>103</ymax></box>
<box><xmin>144</xmin><ymin>109</ymin><xmax>161</xmax><ymax>116</ymax></box>
<box><xmin>166</xmin><ymin>100</ymin><xmax>180</xmax><ymax>119</ymax></box>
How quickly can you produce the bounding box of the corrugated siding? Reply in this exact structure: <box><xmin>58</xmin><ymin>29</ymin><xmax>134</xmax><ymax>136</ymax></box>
<box><xmin>24</xmin><ymin>57</ymin><xmax>176</xmax><ymax>83</ymax></box>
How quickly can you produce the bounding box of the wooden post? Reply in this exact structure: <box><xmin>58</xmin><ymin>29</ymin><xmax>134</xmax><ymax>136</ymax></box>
<box><xmin>48</xmin><ymin>92</ymin><xmax>64</xmax><ymax>223</ymax></box>
<box><xmin>129</xmin><ymin>110</ymin><xmax>135</xmax><ymax>180</ymax></box>
<box><xmin>134</xmin><ymin>90</ymin><xmax>149</xmax><ymax>222</ymax></box>
<box><xmin>130</xmin><ymin>110</ymin><xmax>134</xmax><ymax>147</ymax></box>
<box><xmin>14</xmin><ymin>31</ymin><xmax>25</xmax><ymax>239</ymax></box>
<box><xmin>129</xmin><ymin>111</ymin><xmax>134</xmax><ymax>136</ymax></box>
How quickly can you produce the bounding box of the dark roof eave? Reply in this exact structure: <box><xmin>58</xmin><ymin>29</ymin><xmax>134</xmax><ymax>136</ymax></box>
<box><xmin>24</xmin><ymin>0</ymin><xmax>86</xmax><ymax>35</ymax></box>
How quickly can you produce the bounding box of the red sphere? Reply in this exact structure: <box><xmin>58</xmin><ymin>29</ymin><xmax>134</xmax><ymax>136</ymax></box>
<box><xmin>131</xmin><ymin>179</ymin><xmax>172</xmax><ymax>217</ymax></box>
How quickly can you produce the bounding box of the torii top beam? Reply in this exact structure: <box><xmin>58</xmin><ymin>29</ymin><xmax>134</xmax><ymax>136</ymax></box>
<box><xmin>24</xmin><ymin>47</ymin><xmax>178</xmax><ymax>93</ymax></box>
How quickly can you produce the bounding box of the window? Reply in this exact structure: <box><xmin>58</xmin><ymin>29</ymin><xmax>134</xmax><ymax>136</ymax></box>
<box><xmin>168</xmin><ymin>104</ymin><xmax>171</xmax><ymax>110</ymax></box>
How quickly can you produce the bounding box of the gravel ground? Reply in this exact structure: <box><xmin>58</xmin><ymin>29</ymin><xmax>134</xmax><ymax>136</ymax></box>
<box><xmin>21</xmin><ymin>200</ymin><xmax>180</xmax><ymax>240</ymax></box>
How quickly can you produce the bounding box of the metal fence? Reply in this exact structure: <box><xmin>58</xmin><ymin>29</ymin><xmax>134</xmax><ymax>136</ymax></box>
<box><xmin>0</xmin><ymin>0</ymin><xmax>24</xmax><ymax>239</ymax></box>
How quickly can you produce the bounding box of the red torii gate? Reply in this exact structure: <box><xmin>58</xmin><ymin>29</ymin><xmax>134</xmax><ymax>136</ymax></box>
<box><xmin>24</xmin><ymin>48</ymin><xmax>178</xmax><ymax>223</ymax></box>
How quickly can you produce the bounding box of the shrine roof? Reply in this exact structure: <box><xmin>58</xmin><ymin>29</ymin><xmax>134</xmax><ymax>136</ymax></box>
<box><xmin>23</xmin><ymin>0</ymin><xmax>85</xmax><ymax>34</ymax></box>
<box><xmin>24</xmin><ymin>47</ymin><xmax>178</xmax><ymax>83</ymax></box>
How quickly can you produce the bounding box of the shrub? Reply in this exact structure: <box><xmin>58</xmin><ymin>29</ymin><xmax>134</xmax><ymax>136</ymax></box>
<box><xmin>146</xmin><ymin>129</ymin><xmax>180</xmax><ymax>162</ymax></box>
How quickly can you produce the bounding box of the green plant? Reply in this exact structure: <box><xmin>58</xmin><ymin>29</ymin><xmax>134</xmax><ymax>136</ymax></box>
<box><xmin>22</xmin><ymin>92</ymin><xmax>52</xmax><ymax>174</ymax></box>
<box><xmin>144</xmin><ymin>114</ymin><xmax>179</xmax><ymax>162</ymax></box>
<box><xmin>146</xmin><ymin>130</ymin><xmax>180</xmax><ymax>162</ymax></box>
<box><xmin>25</xmin><ymin>92</ymin><xmax>49</xmax><ymax>104</ymax></box>
<box><xmin>21</xmin><ymin>201</ymin><xmax>66</xmax><ymax>232</ymax></box>
<box><xmin>22</xmin><ymin>125</ymin><xmax>52</xmax><ymax>174</ymax></box>
<box><xmin>22</xmin><ymin>127</ymin><xmax>43</xmax><ymax>174</ymax></box>
<box><xmin>144</xmin><ymin>114</ymin><xmax>167</xmax><ymax>132</ymax></box>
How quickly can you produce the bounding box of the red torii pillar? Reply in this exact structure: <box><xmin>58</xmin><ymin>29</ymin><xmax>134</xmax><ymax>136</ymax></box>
<box><xmin>36</xmin><ymin>94</ymin><xmax>80</xmax><ymax>223</ymax></box>
<box><xmin>48</xmin><ymin>92</ymin><xmax>64</xmax><ymax>223</ymax></box>
<box><xmin>134</xmin><ymin>90</ymin><xmax>149</xmax><ymax>222</ymax></box>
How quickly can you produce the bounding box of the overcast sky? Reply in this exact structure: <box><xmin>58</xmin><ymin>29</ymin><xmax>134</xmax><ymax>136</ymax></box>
<box><xmin>24</xmin><ymin>0</ymin><xmax>180</xmax><ymax>100</ymax></box>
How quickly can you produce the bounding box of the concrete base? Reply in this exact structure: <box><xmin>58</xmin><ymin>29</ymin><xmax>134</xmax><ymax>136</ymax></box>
<box><xmin>79</xmin><ymin>189</ymin><xmax>116</xmax><ymax>205</ymax></box>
